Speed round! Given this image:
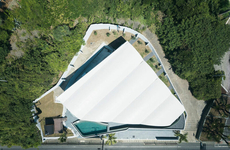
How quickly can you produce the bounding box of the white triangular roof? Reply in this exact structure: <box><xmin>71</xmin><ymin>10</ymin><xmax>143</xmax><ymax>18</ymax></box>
<box><xmin>57</xmin><ymin>41</ymin><xmax>185</xmax><ymax>126</ymax></box>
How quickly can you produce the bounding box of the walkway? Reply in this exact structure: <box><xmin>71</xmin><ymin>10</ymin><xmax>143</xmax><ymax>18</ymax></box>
<box><xmin>143</xmin><ymin>52</ymin><xmax>154</xmax><ymax>61</ymax></box>
<box><xmin>156</xmin><ymin>68</ymin><xmax>164</xmax><ymax>76</ymax></box>
<box><xmin>129</xmin><ymin>37</ymin><xmax>139</xmax><ymax>45</ymax></box>
<box><xmin>142</xmin><ymin>29</ymin><xmax>206</xmax><ymax>142</ymax></box>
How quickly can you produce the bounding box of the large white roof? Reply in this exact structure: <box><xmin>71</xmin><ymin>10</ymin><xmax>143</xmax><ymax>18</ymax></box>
<box><xmin>57</xmin><ymin>41</ymin><xmax>185</xmax><ymax>126</ymax></box>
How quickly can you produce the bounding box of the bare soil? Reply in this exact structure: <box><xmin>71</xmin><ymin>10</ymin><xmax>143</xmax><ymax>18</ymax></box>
<box><xmin>7</xmin><ymin>29</ymin><xmax>40</xmax><ymax>60</ymax></box>
<box><xmin>87</xmin><ymin>29</ymin><xmax>134</xmax><ymax>46</ymax></box>
<box><xmin>86</xmin><ymin>29</ymin><xmax>152</xmax><ymax>58</ymax></box>
<box><xmin>17</xmin><ymin>29</ymin><xmax>31</xmax><ymax>42</ymax></box>
<box><xmin>36</xmin><ymin>92</ymin><xmax>63</xmax><ymax>122</ymax></box>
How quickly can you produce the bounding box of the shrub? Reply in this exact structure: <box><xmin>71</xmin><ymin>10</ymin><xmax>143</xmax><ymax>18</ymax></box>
<box><xmin>145</xmin><ymin>49</ymin><xmax>149</xmax><ymax>53</ymax></box>
<box><xmin>106</xmin><ymin>32</ymin><xmax>110</xmax><ymax>37</ymax></box>
<box><xmin>94</xmin><ymin>31</ymin><xmax>97</xmax><ymax>35</ymax></box>
<box><xmin>137</xmin><ymin>40</ymin><xmax>142</xmax><ymax>44</ymax></box>
<box><xmin>150</xmin><ymin>58</ymin><xmax>155</xmax><ymax>63</ymax></box>
<box><xmin>112</xmin><ymin>31</ymin><xmax>117</xmax><ymax>35</ymax></box>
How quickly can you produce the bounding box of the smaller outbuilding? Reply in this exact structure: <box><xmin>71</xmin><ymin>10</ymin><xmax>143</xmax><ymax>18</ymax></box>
<box><xmin>44</xmin><ymin>117</ymin><xmax>67</xmax><ymax>135</ymax></box>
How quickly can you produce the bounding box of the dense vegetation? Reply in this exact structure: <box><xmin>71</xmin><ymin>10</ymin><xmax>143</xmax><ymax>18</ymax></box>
<box><xmin>156</xmin><ymin>0</ymin><xmax>230</xmax><ymax>100</ymax></box>
<box><xmin>0</xmin><ymin>0</ymin><xmax>229</xmax><ymax>148</ymax></box>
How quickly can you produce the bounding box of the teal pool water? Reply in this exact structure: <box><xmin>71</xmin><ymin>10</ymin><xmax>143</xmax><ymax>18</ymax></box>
<box><xmin>73</xmin><ymin>120</ymin><xmax>108</xmax><ymax>136</ymax></box>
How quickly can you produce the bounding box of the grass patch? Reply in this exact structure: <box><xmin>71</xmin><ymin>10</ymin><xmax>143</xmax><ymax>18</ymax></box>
<box><xmin>146</xmin><ymin>56</ymin><xmax>161</xmax><ymax>72</ymax></box>
<box><xmin>159</xmin><ymin>73</ymin><xmax>170</xmax><ymax>87</ymax></box>
<box><xmin>112</xmin><ymin>31</ymin><xmax>117</xmax><ymax>35</ymax></box>
<box><xmin>171</xmin><ymin>89</ymin><xmax>176</xmax><ymax>95</ymax></box>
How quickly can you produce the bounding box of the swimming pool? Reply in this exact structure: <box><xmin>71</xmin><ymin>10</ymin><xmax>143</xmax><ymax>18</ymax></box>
<box><xmin>72</xmin><ymin>120</ymin><xmax>108</xmax><ymax>137</ymax></box>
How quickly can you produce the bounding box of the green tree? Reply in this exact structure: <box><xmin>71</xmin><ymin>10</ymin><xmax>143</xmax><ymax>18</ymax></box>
<box><xmin>212</xmin><ymin>95</ymin><xmax>230</xmax><ymax>117</ymax></box>
<box><xmin>53</xmin><ymin>25</ymin><xmax>71</xmax><ymax>41</ymax></box>
<box><xmin>58</xmin><ymin>133</ymin><xmax>67</xmax><ymax>143</ymax></box>
<box><xmin>105</xmin><ymin>133</ymin><xmax>117</xmax><ymax>145</ymax></box>
<box><xmin>156</xmin><ymin>0</ymin><xmax>230</xmax><ymax>100</ymax></box>
<box><xmin>203</xmin><ymin>115</ymin><xmax>230</xmax><ymax>145</ymax></box>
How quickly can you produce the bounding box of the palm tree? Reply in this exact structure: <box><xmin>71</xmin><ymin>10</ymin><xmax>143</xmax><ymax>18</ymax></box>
<box><xmin>174</xmin><ymin>130</ymin><xmax>188</xmax><ymax>143</ymax></box>
<box><xmin>105</xmin><ymin>133</ymin><xmax>117</xmax><ymax>145</ymax></box>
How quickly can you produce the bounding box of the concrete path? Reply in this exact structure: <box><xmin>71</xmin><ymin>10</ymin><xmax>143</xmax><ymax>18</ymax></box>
<box><xmin>214</xmin><ymin>50</ymin><xmax>230</xmax><ymax>92</ymax></box>
<box><xmin>144</xmin><ymin>52</ymin><xmax>154</xmax><ymax>61</ymax></box>
<box><xmin>115</xmin><ymin>128</ymin><xmax>175</xmax><ymax>140</ymax></box>
<box><xmin>156</xmin><ymin>68</ymin><xmax>164</xmax><ymax>76</ymax></box>
<box><xmin>142</xmin><ymin>29</ymin><xmax>206</xmax><ymax>142</ymax></box>
<box><xmin>129</xmin><ymin>37</ymin><xmax>139</xmax><ymax>45</ymax></box>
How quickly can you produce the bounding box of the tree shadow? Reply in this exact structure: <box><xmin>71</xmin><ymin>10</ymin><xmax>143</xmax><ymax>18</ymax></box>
<box><xmin>34</xmin><ymin>104</ymin><xmax>42</xmax><ymax>116</ymax></box>
<box><xmin>195</xmin><ymin>99</ymin><xmax>214</xmax><ymax>139</ymax></box>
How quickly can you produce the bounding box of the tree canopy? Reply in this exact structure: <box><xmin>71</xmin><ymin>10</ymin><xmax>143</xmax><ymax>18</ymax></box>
<box><xmin>156</xmin><ymin>0</ymin><xmax>230</xmax><ymax>100</ymax></box>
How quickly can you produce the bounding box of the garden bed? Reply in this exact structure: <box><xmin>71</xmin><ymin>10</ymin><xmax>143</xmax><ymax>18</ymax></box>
<box><xmin>132</xmin><ymin>38</ymin><xmax>151</xmax><ymax>58</ymax></box>
<box><xmin>159</xmin><ymin>73</ymin><xmax>170</xmax><ymax>87</ymax></box>
<box><xmin>146</xmin><ymin>56</ymin><xmax>162</xmax><ymax>73</ymax></box>
<box><xmin>86</xmin><ymin>29</ymin><xmax>151</xmax><ymax>58</ymax></box>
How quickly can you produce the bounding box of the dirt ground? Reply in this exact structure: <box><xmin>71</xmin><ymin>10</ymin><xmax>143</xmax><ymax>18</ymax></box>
<box><xmin>132</xmin><ymin>38</ymin><xmax>151</xmax><ymax>58</ymax></box>
<box><xmin>86</xmin><ymin>29</ymin><xmax>151</xmax><ymax>58</ymax></box>
<box><xmin>87</xmin><ymin>29</ymin><xmax>134</xmax><ymax>47</ymax></box>
<box><xmin>7</xmin><ymin>29</ymin><xmax>40</xmax><ymax>59</ymax></box>
<box><xmin>36</xmin><ymin>91</ymin><xmax>63</xmax><ymax>121</ymax></box>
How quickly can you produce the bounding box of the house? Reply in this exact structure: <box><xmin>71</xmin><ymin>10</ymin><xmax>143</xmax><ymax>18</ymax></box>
<box><xmin>56</xmin><ymin>41</ymin><xmax>186</xmax><ymax>137</ymax></box>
